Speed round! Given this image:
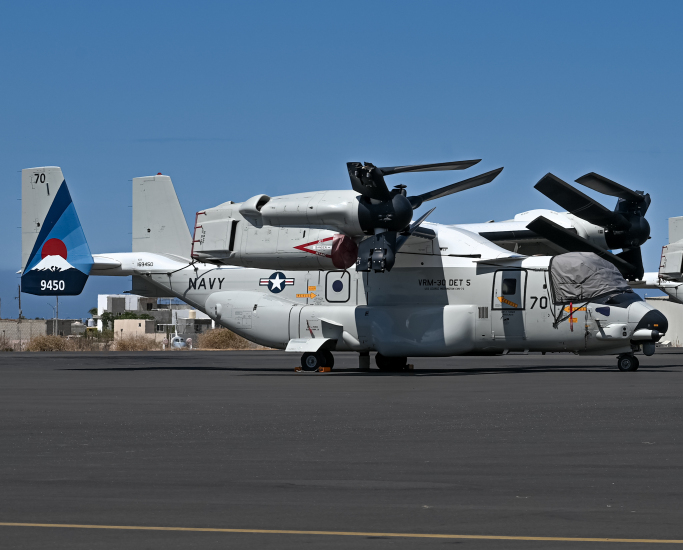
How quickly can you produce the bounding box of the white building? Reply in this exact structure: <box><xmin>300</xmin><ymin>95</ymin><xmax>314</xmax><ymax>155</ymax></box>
<box><xmin>96</xmin><ymin>294</ymin><xmax>213</xmax><ymax>333</ymax></box>
<box><xmin>645</xmin><ymin>297</ymin><xmax>683</xmax><ymax>347</ymax></box>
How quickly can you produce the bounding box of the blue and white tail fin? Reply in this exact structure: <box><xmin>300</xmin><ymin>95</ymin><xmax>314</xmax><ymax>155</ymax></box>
<box><xmin>21</xmin><ymin>167</ymin><xmax>93</xmax><ymax>295</ymax></box>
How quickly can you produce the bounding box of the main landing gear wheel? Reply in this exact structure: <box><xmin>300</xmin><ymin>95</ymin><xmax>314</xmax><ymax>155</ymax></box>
<box><xmin>322</xmin><ymin>350</ymin><xmax>334</xmax><ymax>369</ymax></box>
<box><xmin>300</xmin><ymin>351</ymin><xmax>334</xmax><ymax>371</ymax></box>
<box><xmin>375</xmin><ymin>353</ymin><xmax>408</xmax><ymax>372</ymax></box>
<box><xmin>617</xmin><ymin>354</ymin><xmax>639</xmax><ymax>372</ymax></box>
<box><xmin>301</xmin><ymin>352</ymin><xmax>324</xmax><ymax>371</ymax></box>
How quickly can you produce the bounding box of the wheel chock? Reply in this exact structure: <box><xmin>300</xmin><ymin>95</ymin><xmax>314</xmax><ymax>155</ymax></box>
<box><xmin>294</xmin><ymin>366</ymin><xmax>332</xmax><ymax>373</ymax></box>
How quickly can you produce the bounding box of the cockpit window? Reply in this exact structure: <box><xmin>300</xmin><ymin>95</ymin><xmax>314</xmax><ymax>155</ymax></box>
<box><xmin>602</xmin><ymin>291</ymin><xmax>642</xmax><ymax>308</ymax></box>
<box><xmin>550</xmin><ymin>252</ymin><xmax>632</xmax><ymax>304</ymax></box>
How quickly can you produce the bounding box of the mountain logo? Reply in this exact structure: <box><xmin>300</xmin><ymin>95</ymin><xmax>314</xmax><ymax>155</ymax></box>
<box><xmin>29</xmin><ymin>254</ymin><xmax>77</xmax><ymax>273</ymax></box>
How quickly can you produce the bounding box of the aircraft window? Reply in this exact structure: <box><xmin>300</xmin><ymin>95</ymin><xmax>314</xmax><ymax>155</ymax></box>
<box><xmin>598</xmin><ymin>291</ymin><xmax>642</xmax><ymax>308</ymax></box>
<box><xmin>502</xmin><ymin>279</ymin><xmax>517</xmax><ymax>295</ymax></box>
<box><xmin>228</xmin><ymin>220</ymin><xmax>239</xmax><ymax>251</ymax></box>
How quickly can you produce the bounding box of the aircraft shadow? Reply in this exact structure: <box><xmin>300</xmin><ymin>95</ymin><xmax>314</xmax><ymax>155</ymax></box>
<box><xmin>410</xmin><ymin>366</ymin><xmax>679</xmax><ymax>376</ymax></box>
<box><xmin>62</xmin><ymin>366</ymin><xmax>294</xmax><ymax>373</ymax></box>
<box><xmin>62</xmin><ymin>365</ymin><xmax>681</xmax><ymax>376</ymax></box>
<box><xmin>322</xmin><ymin>365</ymin><xmax>681</xmax><ymax>377</ymax></box>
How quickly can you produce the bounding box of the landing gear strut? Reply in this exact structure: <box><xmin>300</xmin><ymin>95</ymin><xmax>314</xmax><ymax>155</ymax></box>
<box><xmin>617</xmin><ymin>354</ymin><xmax>639</xmax><ymax>372</ymax></box>
<box><xmin>375</xmin><ymin>353</ymin><xmax>408</xmax><ymax>372</ymax></box>
<box><xmin>300</xmin><ymin>350</ymin><xmax>335</xmax><ymax>371</ymax></box>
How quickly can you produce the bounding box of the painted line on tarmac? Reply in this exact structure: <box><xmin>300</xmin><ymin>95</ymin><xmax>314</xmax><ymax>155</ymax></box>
<box><xmin>0</xmin><ymin>522</ymin><xmax>682</xmax><ymax>543</ymax></box>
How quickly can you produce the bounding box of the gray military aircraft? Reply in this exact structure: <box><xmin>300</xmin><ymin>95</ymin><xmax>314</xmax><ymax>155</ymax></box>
<box><xmin>20</xmin><ymin>162</ymin><xmax>667</xmax><ymax>372</ymax></box>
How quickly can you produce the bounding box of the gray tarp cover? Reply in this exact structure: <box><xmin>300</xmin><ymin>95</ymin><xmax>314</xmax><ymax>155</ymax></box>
<box><xmin>550</xmin><ymin>252</ymin><xmax>632</xmax><ymax>302</ymax></box>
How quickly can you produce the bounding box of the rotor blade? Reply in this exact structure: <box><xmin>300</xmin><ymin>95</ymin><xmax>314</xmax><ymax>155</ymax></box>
<box><xmin>347</xmin><ymin>162</ymin><xmax>392</xmax><ymax>201</ymax></box>
<box><xmin>378</xmin><ymin>159</ymin><xmax>481</xmax><ymax>176</ymax></box>
<box><xmin>575</xmin><ymin>172</ymin><xmax>645</xmax><ymax>202</ymax></box>
<box><xmin>396</xmin><ymin>207</ymin><xmax>436</xmax><ymax>250</ymax></box>
<box><xmin>616</xmin><ymin>247</ymin><xmax>644</xmax><ymax>280</ymax></box>
<box><xmin>535</xmin><ymin>173</ymin><xmax>630</xmax><ymax>230</ymax></box>
<box><xmin>408</xmin><ymin>167</ymin><xmax>503</xmax><ymax>209</ymax></box>
<box><xmin>527</xmin><ymin>216</ymin><xmax>636</xmax><ymax>276</ymax></box>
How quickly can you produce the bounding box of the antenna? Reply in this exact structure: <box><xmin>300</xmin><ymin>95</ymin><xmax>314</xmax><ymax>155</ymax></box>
<box><xmin>15</xmin><ymin>284</ymin><xmax>22</xmax><ymax>319</ymax></box>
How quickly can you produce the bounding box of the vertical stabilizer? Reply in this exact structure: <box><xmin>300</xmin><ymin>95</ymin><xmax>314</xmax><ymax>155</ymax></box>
<box><xmin>132</xmin><ymin>175</ymin><xmax>192</xmax><ymax>259</ymax></box>
<box><xmin>21</xmin><ymin>167</ymin><xmax>93</xmax><ymax>295</ymax></box>
<box><xmin>660</xmin><ymin>216</ymin><xmax>683</xmax><ymax>281</ymax></box>
<box><xmin>669</xmin><ymin>216</ymin><xmax>683</xmax><ymax>244</ymax></box>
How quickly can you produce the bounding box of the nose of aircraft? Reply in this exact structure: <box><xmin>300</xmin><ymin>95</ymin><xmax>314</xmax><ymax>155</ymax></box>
<box><xmin>634</xmin><ymin>307</ymin><xmax>668</xmax><ymax>338</ymax></box>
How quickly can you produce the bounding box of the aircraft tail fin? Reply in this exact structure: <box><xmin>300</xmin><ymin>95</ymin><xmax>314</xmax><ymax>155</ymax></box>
<box><xmin>21</xmin><ymin>167</ymin><xmax>93</xmax><ymax>296</ymax></box>
<box><xmin>668</xmin><ymin>216</ymin><xmax>683</xmax><ymax>244</ymax></box>
<box><xmin>132</xmin><ymin>174</ymin><xmax>192</xmax><ymax>259</ymax></box>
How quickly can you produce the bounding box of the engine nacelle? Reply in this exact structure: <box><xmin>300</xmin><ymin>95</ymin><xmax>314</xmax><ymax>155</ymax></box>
<box><xmin>241</xmin><ymin>190</ymin><xmax>364</xmax><ymax>235</ymax></box>
<box><xmin>192</xmin><ymin>195</ymin><xmax>359</xmax><ymax>270</ymax></box>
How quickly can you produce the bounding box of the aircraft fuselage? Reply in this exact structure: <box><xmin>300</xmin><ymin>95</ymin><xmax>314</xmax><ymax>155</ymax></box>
<box><xmin>98</xmin><ymin>245</ymin><xmax>656</xmax><ymax>358</ymax></box>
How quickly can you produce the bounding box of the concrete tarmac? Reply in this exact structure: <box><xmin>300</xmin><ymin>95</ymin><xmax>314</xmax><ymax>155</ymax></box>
<box><xmin>1</xmin><ymin>351</ymin><xmax>682</xmax><ymax>549</ymax></box>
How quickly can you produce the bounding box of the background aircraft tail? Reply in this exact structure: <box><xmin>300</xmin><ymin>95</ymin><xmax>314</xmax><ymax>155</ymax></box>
<box><xmin>132</xmin><ymin>174</ymin><xmax>192</xmax><ymax>259</ymax></box>
<box><xmin>658</xmin><ymin>216</ymin><xmax>683</xmax><ymax>281</ymax></box>
<box><xmin>21</xmin><ymin>167</ymin><xmax>93</xmax><ymax>295</ymax></box>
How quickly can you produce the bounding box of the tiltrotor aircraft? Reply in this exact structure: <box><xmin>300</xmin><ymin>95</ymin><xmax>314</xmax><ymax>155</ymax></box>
<box><xmin>20</xmin><ymin>160</ymin><xmax>667</xmax><ymax>372</ymax></box>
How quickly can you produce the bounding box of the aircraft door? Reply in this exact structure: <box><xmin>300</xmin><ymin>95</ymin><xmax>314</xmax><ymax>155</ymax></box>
<box><xmin>289</xmin><ymin>304</ymin><xmax>305</xmax><ymax>340</ymax></box>
<box><xmin>492</xmin><ymin>270</ymin><xmax>527</xmax><ymax>341</ymax></box>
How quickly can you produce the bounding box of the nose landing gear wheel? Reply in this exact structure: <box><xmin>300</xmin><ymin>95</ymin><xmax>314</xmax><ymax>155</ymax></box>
<box><xmin>617</xmin><ymin>354</ymin><xmax>639</xmax><ymax>371</ymax></box>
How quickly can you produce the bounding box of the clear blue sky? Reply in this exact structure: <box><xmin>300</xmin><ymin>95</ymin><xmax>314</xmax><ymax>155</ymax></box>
<box><xmin>1</xmin><ymin>1</ymin><xmax>681</xmax><ymax>319</ymax></box>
